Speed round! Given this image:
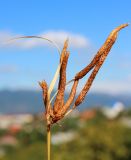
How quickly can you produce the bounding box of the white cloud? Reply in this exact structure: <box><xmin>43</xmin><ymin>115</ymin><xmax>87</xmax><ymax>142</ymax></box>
<box><xmin>91</xmin><ymin>80</ymin><xmax>131</xmax><ymax>94</ymax></box>
<box><xmin>0</xmin><ymin>31</ymin><xmax>15</xmax><ymax>42</ymax></box>
<box><xmin>41</xmin><ymin>31</ymin><xmax>89</xmax><ymax>48</ymax></box>
<box><xmin>0</xmin><ymin>30</ymin><xmax>90</xmax><ymax>49</ymax></box>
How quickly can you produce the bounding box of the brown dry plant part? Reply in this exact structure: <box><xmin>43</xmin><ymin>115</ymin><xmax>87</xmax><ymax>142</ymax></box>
<box><xmin>38</xmin><ymin>23</ymin><xmax>128</xmax><ymax>160</ymax></box>
<box><xmin>41</xmin><ymin>23</ymin><xmax>128</xmax><ymax>126</ymax></box>
<box><xmin>74</xmin><ymin>23</ymin><xmax>129</xmax><ymax>107</ymax></box>
<box><xmin>53</xmin><ymin>51</ymin><xmax>70</xmax><ymax>114</ymax></box>
<box><xmin>75</xmin><ymin>23</ymin><xmax>128</xmax><ymax>80</ymax></box>
<box><xmin>39</xmin><ymin>81</ymin><xmax>48</xmax><ymax>108</ymax></box>
<box><xmin>39</xmin><ymin>81</ymin><xmax>54</xmax><ymax>118</ymax></box>
<box><xmin>52</xmin><ymin>80</ymin><xmax>79</xmax><ymax>123</ymax></box>
<box><xmin>75</xmin><ymin>54</ymin><xmax>110</xmax><ymax>107</ymax></box>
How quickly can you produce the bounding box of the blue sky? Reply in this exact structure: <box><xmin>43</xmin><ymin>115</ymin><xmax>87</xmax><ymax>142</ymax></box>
<box><xmin>0</xmin><ymin>0</ymin><xmax>131</xmax><ymax>94</ymax></box>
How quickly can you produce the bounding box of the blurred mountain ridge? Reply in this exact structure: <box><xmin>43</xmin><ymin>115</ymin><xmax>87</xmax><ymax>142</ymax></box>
<box><xmin>0</xmin><ymin>90</ymin><xmax>131</xmax><ymax>114</ymax></box>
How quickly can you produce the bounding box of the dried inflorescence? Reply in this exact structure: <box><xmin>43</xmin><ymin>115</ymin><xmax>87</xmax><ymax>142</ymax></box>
<box><xmin>39</xmin><ymin>24</ymin><xmax>128</xmax><ymax>127</ymax></box>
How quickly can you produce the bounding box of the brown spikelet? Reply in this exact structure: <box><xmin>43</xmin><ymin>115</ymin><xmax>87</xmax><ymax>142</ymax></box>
<box><xmin>39</xmin><ymin>81</ymin><xmax>48</xmax><ymax>107</ymax></box>
<box><xmin>52</xmin><ymin>80</ymin><xmax>79</xmax><ymax>123</ymax></box>
<box><xmin>39</xmin><ymin>81</ymin><xmax>54</xmax><ymax>117</ymax></box>
<box><xmin>59</xmin><ymin>80</ymin><xmax>78</xmax><ymax>115</ymax></box>
<box><xmin>75</xmin><ymin>57</ymin><xmax>104</xmax><ymax>107</ymax></box>
<box><xmin>74</xmin><ymin>24</ymin><xmax>129</xmax><ymax>107</ymax></box>
<box><xmin>75</xmin><ymin>23</ymin><xmax>129</xmax><ymax>80</ymax></box>
<box><xmin>53</xmin><ymin>51</ymin><xmax>70</xmax><ymax>114</ymax></box>
<box><xmin>60</xmin><ymin>39</ymin><xmax>69</xmax><ymax>63</ymax></box>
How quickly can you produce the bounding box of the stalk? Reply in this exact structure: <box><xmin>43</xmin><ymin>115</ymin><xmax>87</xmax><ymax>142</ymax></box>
<box><xmin>47</xmin><ymin>125</ymin><xmax>51</xmax><ymax>160</ymax></box>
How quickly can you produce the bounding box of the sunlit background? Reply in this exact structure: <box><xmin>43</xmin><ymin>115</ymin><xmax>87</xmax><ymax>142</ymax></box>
<box><xmin>0</xmin><ymin>0</ymin><xmax>131</xmax><ymax>160</ymax></box>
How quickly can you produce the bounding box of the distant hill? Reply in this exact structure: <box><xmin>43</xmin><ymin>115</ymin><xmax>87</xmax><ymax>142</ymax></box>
<box><xmin>0</xmin><ymin>90</ymin><xmax>131</xmax><ymax>114</ymax></box>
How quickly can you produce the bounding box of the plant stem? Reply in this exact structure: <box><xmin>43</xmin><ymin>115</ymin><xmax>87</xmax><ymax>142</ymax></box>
<box><xmin>47</xmin><ymin>125</ymin><xmax>51</xmax><ymax>160</ymax></box>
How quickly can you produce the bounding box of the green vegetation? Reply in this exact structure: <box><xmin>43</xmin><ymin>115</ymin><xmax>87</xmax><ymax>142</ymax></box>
<box><xmin>1</xmin><ymin>110</ymin><xmax>131</xmax><ymax>160</ymax></box>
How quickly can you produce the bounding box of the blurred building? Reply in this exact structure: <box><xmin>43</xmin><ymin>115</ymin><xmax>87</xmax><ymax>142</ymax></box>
<box><xmin>80</xmin><ymin>109</ymin><xmax>96</xmax><ymax>120</ymax></box>
<box><xmin>102</xmin><ymin>102</ymin><xmax>125</xmax><ymax>119</ymax></box>
<box><xmin>52</xmin><ymin>131</ymin><xmax>76</xmax><ymax>145</ymax></box>
<box><xmin>0</xmin><ymin>135</ymin><xmax>18</xmax><ymax>146</ymax></box>
<box><xmin>0</xmin><ymin>114</ymin><xmax>33</xmax><ymax>129</ymax></box>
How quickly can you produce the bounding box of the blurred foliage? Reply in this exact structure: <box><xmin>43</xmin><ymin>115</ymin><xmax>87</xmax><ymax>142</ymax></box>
<box><xmin>1</xmin><ymin>109</ymin><xmax>131</xmax><ymax>160</ymax></box>
<box><xmin>122</xmin><ymin>108</ymin><xmax>131</xmax><ymax>117</ymax></box>
<box><xmin>0</xmin><ymin>130</ymin><xmax>7</xmax><ymax>137</ymax></box>
<box><xmin>52</xmin><ymin>117</ymin><xmax>79</xmax><ymax>133</ymax></box>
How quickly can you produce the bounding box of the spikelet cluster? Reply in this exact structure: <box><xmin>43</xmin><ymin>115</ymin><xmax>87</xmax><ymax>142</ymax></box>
<box><xmin>39</xmin><ymin>24</ymin><xmax>128</xmax><ymax>126</ymax></box>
